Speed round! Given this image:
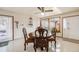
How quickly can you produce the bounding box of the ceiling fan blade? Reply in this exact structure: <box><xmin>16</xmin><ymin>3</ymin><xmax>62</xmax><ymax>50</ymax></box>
<box><xmin>37</xmin><ymin>7</ymin><xmax>45</xmax><ymax>12</ymax></box>
<box><xmin>45</xmin><ymin>10</ymin><xmax>53</xmax><ymax>12</ymax></box>
<box><xmin>37</xmin><ymin>7</ymin><xmax>42</xmax><ymax>11</ymax></box>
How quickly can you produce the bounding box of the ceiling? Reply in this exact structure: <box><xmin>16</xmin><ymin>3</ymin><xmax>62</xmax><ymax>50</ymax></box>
<box><xmin>0</xmin><ymin>7</ymin><xmax>40</xmax><ymax>15</ymax></box>
<box><xmin>0</xmin><ymin>7</ymin><xmax>79</xmax><ymax>17</ymax></box>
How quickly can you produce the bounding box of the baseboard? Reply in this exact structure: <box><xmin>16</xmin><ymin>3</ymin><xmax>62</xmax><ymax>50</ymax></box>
<box><xmin>56</xmin><ymin>36</ymin><xmax>63</xmax><ymax>38</ymax></box>
<box><xmin>14</xmin><ymin>37</ymin><xmax>23</xmax><ymax>40</ymax></box>
<box><xmin>56</xmin><ymin>36</ymin><xmax>79</xmax><ymax>44</ymax></box>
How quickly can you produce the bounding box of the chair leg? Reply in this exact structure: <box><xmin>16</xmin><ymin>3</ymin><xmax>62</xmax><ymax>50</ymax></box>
<box><xmin>35</xmin><ymin>48</ymin><xmax>36</xmax><ymax>52</ymax></box>
<box><xmin>27</xmin><ymin>43</ymin><xmax>28</xmax><ymax>45</ymax></box>
<box><xmin>51</xmin><ymin>41</ymin><xmax>52</xmax><ymax>47</ymax></box>
<box><xmin>46</xmin><ymin>47</ymin><xmax>48</xmax><ymax>52</ymax></box>
<box><xmin>24</xmin><ymin>43</ymin><xmax>26</xmax><ymax>51</ymax></box>
<box><xmin>46</xmin><ymin>44</ymin><xmax>48</xmax><ymax>52</ymax></box>
<box><xmin>34</xmin><ymin>45</ymin><xmax>36</xmax><ymax>52</ymax></box>
<box><xmin>41</xmin><ymin>47</ymin><xmax>43</xmax><ymax>51</ymax></box>
<box><xmin>34</xmin><ymin>47</ymin><xmax>36</xmax><ymax>52</ymax></box>
<box><xmin>54</xmin><ymin>41</ymin><xmax>56</xmax><ymax>52</ymax></box>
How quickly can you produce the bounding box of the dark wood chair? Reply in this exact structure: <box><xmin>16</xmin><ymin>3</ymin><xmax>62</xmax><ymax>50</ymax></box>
<box><xmin>22</xmin><ymin>27</ymin><xmax>27</xmax><ymax>50</ymax></box>
<box><xmin>22</xmin><ymin>28</ymin><xmax>34</xmax><ymax>51</ymax></box>
<box><xmin>34</xmin><ymin>27</ymin><xmax>49</xmax><ymax>52</ymax></box>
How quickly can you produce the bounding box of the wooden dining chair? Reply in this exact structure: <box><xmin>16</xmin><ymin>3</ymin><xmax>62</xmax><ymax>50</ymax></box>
<box><xmin>22</xmin><ymin>27</ymin><xmax>28</xmax><ymax>50</ymax></box>
<box><xmin>48</xmin><ymin>30</ymin><xmax>56</xmax><ymax>51</ymax></box>
<box><xmin>34</xmin><ymin>27</ymin><xmax>49</xmax><ymax>52</ymax></box>
<box><xmin>22</xmin><ymin>27</ymin><xmax>34</xmax><ymax>51</ymax></box>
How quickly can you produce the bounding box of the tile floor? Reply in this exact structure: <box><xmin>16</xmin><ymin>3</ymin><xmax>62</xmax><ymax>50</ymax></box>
<box><xmin>1</xmin><ymin>37</ymin><xmax>79</xmax><ymax>52</ymax></box>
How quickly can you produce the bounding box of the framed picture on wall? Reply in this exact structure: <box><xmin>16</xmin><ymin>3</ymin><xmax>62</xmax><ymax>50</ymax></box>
<box><xmin>51</xmin><ymin>17</ymin><xmax>60</xmax><ymax>33</ymax></box>
<box><xmin>55</xmin><ymin>18</ymin><xmax>60</xmax><ymax>32</ymax></box>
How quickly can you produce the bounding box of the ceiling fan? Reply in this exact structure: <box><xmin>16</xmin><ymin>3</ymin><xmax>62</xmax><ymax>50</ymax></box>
<box><xmin>37</xmin><ymin>7</ymin><xmax>53</xmax><ymax>12</ymax></box>
<box><xmin>36</xmin><ymin>7</ymin><xmax>53</xmax><ymax>16</ymax></box>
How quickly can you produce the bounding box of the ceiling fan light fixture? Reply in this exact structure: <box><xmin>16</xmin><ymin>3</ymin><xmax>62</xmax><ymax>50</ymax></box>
<box><xmin>41</xmin><ymin>12</ymin><xmax>44</xmax><ymax>16</ymax></box>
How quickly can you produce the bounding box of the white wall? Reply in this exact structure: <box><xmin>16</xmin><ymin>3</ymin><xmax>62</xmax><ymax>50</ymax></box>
<box><xmin>0</xmin><ymin>9</ymin><xmax>40</xmax><ymax>40</ymax></box>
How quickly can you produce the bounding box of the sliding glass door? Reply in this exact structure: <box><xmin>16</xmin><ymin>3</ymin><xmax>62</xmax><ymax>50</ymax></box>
<box><xmin>0</xmin><ymin>15</ymin><xmax>14</xmax><ymax>42</ymax></box>
<box><xmin>63</xmin><ymin>16</ymin><xmax>79</xmax><ymax>40</ymax></box>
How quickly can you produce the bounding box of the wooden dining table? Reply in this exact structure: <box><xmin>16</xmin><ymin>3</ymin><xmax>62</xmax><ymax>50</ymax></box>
<box><xmin>26</xmin><ymin>32</ymin><xmax>55</xmax><ymax>42</ymax></box>
<box><xmin>25</xmin><ymin>32</ymin><xmax>56</xmax><ymax>51</ymax></box>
